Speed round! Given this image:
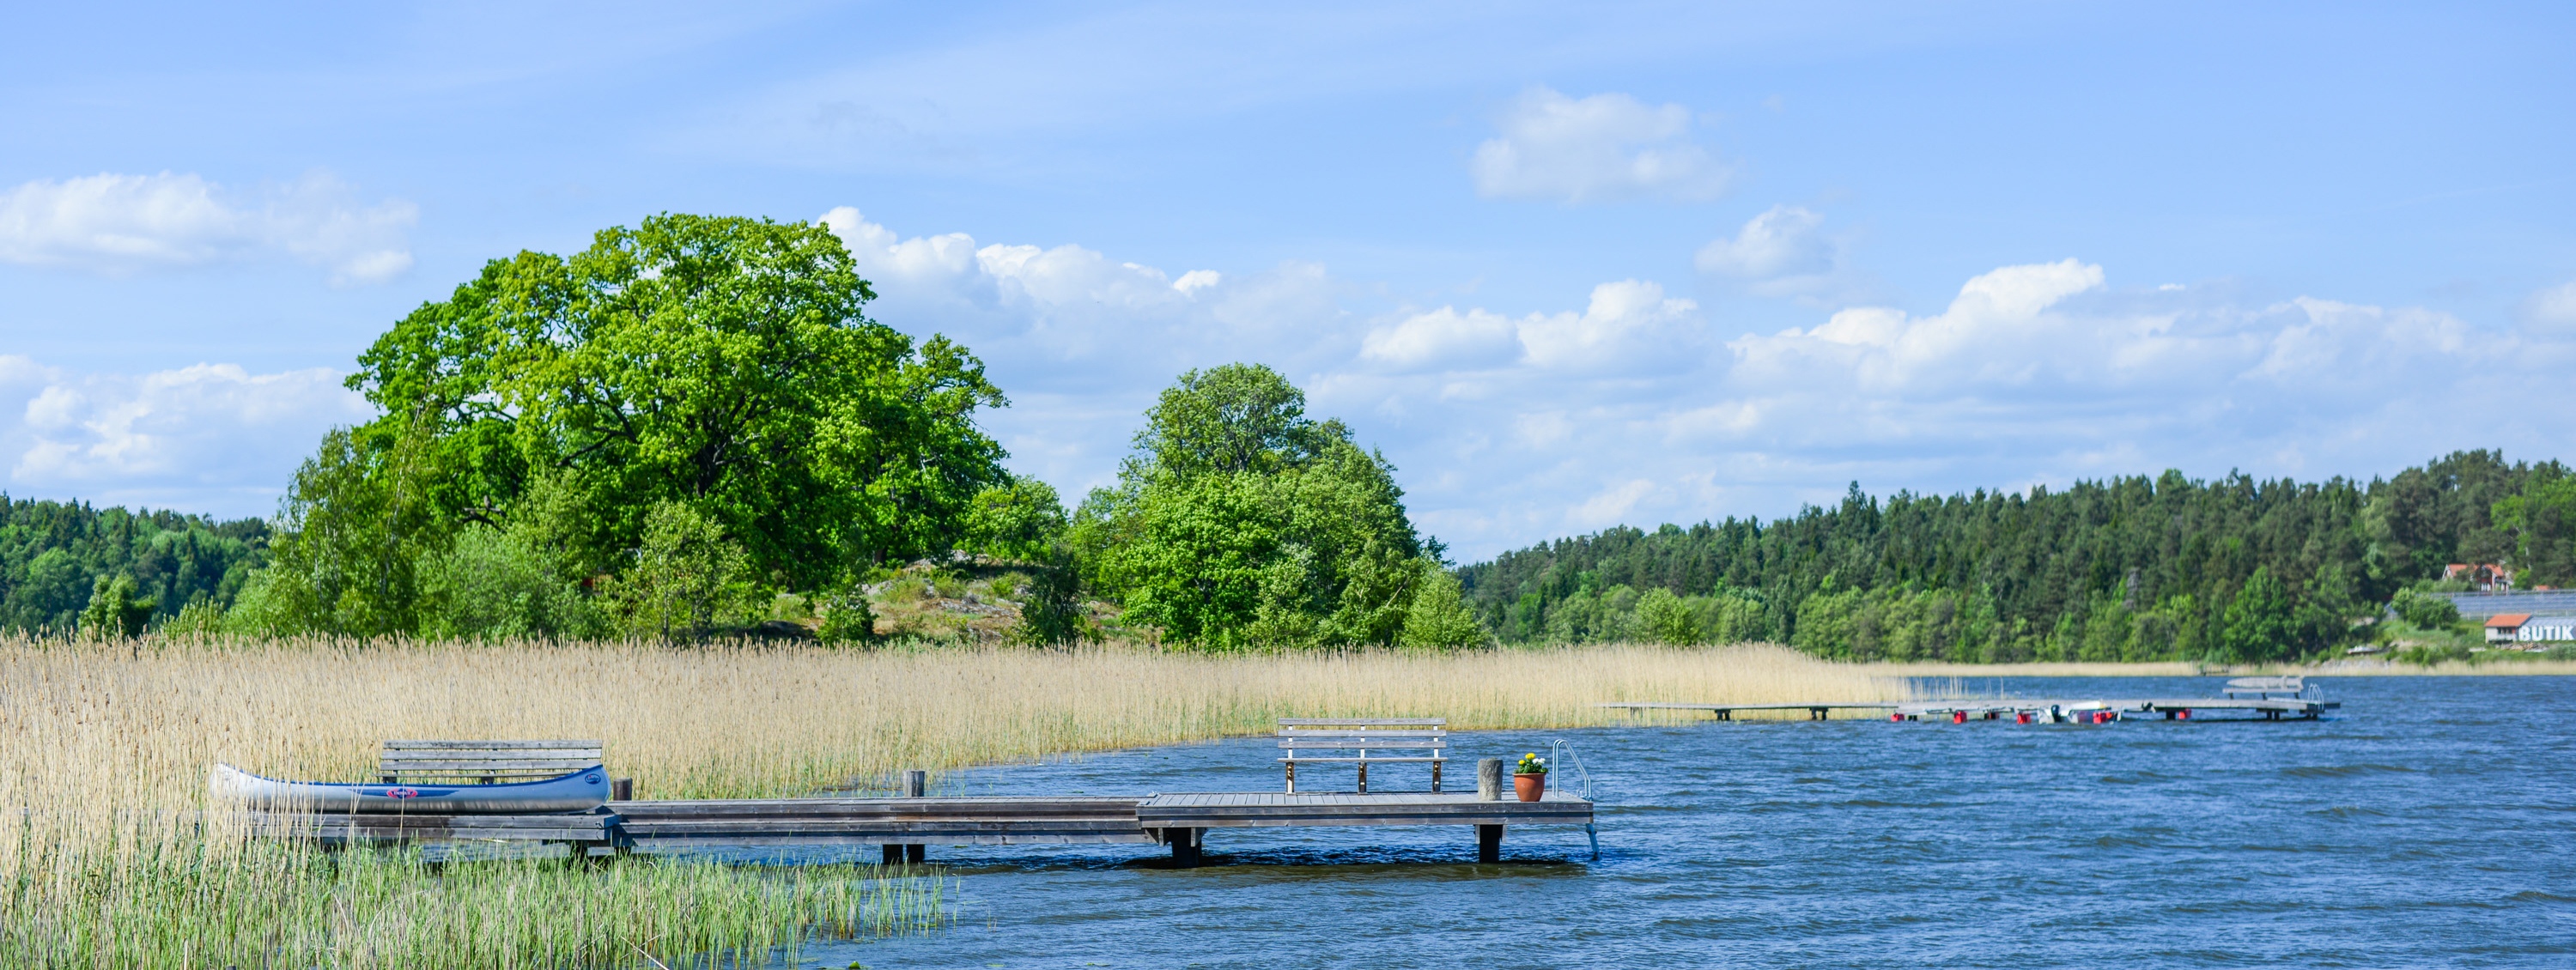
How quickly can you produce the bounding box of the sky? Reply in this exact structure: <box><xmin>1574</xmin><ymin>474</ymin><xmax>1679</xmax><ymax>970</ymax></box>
<box><xmin>2</xmin><ymin>1</ymin><xmax>2572</xmax><ymax>561</ymax></box>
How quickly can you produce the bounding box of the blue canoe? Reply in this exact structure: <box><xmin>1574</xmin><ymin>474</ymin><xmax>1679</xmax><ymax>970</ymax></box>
<box><xmin>210</xmin><ymin>761</ymin><xmax>609</xmax><ymax>814</ymax></box>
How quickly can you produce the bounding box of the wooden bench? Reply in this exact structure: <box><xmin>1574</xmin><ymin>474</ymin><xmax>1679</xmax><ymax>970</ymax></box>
<box><xmin>1278</xmin><ymin>718</ymin><xmax>1446</xmax><ymax>794</ymax></box>
<box><xmin>380</xmin><ymin>739</ymin><xmax>605</xmax><ymax>785</ymax></box>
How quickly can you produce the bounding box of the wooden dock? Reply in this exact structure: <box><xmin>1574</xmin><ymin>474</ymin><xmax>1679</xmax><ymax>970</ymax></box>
<box><xmin>242</xmin><ymin>791</ymin><xmax>1595</xmax><ymax>866</ymax></box>
<box><xmin>1600</xmin><ymin>695</ymin><xmax>2339</xmax><ymax>721</ymax></box>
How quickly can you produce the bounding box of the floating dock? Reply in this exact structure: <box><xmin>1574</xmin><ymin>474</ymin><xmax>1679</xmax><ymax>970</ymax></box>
<box><xmin>242</xmin><ymin>790</ymin><xmax>1594</xmax><ymax>866</ymax></box>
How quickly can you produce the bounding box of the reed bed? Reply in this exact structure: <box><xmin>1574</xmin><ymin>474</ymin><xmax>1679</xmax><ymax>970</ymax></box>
<box><xmin>0</xmin><ymin>636</ymin><xmax>1902</xmax><ymax>967</ymax></box>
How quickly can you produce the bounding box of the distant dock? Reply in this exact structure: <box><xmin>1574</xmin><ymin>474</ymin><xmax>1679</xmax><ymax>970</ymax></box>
<box><xmin>1600</xmin><ymin>676</ymin><xmax>2341</xmax><ymax>723</ymax></box>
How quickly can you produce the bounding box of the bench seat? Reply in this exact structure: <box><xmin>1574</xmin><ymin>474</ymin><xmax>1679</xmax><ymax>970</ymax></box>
<box><xmin>1278</xmin><ymin>718</ymin><xmax>1446</xmax><ymax>793</ymax></box>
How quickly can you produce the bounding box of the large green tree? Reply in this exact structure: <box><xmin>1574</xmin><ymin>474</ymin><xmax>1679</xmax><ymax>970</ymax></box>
<box><xmin>258</xmin><ymin>213</ymin><xmax>1012</xmax><ymax>634</ymax></box>
<box><xmin>1081</xmin><ymin>363</ymin><xmax>1438</xmax><ymax>647</ymax></box>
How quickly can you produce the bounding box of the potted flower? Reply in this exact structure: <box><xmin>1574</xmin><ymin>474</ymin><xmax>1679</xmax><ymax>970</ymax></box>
<box><xmin>1513</xmin><ymin>753</ymin><xmax>1547</xmax><ymax>802</ymax></box>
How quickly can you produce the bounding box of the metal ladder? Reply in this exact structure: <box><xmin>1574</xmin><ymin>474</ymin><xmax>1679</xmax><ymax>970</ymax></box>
<box><xmin>1544</xmin><ymin>738</ymin><xmax>1601</xmax><ymax>861</ymax></box>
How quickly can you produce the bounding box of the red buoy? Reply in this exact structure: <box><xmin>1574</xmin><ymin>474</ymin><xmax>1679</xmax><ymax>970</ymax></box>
<box><xmin>2178</xmin><ymin>709</ymin><xmax>2190</xmax><ymax>720</ymax></box>
<box><xmin>1891</xmin><ymin>712</ymin><xmax>1904</xmax><ymax>721</ymax></box>
<box><xmin>2015</xmin><ymin>712</ymin><xmax>2032</xmax><ymax>724</ymax></box>
<box><xmin>1952</xmin><ymin>710</ymin><xmax>1967</xmax><ymax>724</ymax></box>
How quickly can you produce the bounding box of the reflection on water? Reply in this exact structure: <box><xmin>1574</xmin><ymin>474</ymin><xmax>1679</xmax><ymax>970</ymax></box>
<box><xmin>785</xmin><ymin>676</ymin><xmax>2573</xmax><ymax>968</ymax></box>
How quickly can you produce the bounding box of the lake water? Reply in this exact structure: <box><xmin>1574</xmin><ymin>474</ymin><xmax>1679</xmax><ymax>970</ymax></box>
<box><xmin>793</xmin><ymin>676</ymin><xmax>2574</xmax><ymax>968</ymax></box>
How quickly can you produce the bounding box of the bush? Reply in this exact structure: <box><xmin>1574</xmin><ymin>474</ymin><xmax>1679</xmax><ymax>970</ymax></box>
<box><xmin>416</xmin><ymin>525</ymin><xmax>599</xmax><ymax>640</ymax></box>
<box><xmin>78</xmin><ymin>575</ymin><xmax>155</xmax><ymax>640</ymax></box>
<box><xmin>1398</xmin><ymin>565</ymin><xmax>1489</xmax><ymax>648</ymax></box>
<box><xmin>599</xmin><ymin>501</ymin><xmax>758</xmax><ymax>641</ymax></box>
<box><xmin>816</xmin><ymin>591</ymin><xmax>878</xmax><ymax>646</ymax></box>
<box><xmin>2390</xmin><ymin>589</ymin><xmax>2461</xmax><ymax>629</ymax></box>
<box><xmin>1008</xmin><ymin>555</ymin><xmax>1092</xmax><ymax>646</ymax></box>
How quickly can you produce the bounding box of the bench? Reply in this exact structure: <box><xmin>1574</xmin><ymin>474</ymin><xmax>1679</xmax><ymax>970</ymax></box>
<box><xmin>380</xmin><ymin>739</ymin><xmax>605</xmax><ymax>785</ymax></box>
<box><xmin>2222</xmin><ymin>676</ymin><xmax>2306</xmax><ymax>699</ymax></box>
<box><xmin>1278</xmin><ymin>718</ymin><xmax>1445</xmax><ymax>794</ymax></box>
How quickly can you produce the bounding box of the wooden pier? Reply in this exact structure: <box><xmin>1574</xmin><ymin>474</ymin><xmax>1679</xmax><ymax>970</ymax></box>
<box><xmin>245</xmin><ymin>791</ymin><xmax>1594</xmax><ymax>866</ymax></box>
<box><xmin>1601</xmin><ymin>694</ymin><xmax>2338</xmax><ymax>722</ymax></box>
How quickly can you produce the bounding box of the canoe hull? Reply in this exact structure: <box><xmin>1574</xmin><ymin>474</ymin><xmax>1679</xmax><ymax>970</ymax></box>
<box><xmin>210</xmin><ymin>762</ymin><xmax>609</xmax><ymax>814</ymax></box>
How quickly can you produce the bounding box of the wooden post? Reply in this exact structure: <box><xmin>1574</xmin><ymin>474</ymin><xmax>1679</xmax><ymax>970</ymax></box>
<box><xmin>1477</xmin><ymin>824</ymin><xmax>1503</xmax><ymax>863</ymax></box>
<box><xmin>1169</xmin><ymin>827</ymin><xmax>1202</xmax><ymax>868</ymax></box>
<box><xmin>902</xmin><ymin>769</ymin><xmax>927</xmax><ymax>862</ymax></box>
<box><xmin>1477</xmin><ymin>758</ymin><xmax>1504</xmax><ymax>801</ymax></box>
<box><xmin>611</xmin><ymin>778</ymin><xmax>634</xmax><ymax>802</ymax></box>
<box><xmin>881</xmin><ymin>844</ymin><xmax>902</xmax><ymax>865</ymax></box>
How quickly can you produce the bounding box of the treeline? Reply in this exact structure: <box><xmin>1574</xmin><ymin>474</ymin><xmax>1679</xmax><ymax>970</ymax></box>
<box><xmin>6</xmin><ymin>213</ymin><xmax>1478</xmax><ymax>648</ymax></box>
<box><xmin>0</xmin><ymin>498</ymin><xmax>268</xmax><ymax>633</ymax></box>
<box><xmin>1456</xmin><ymin>452</ymin><xmax>2576</xmax><ymax>664</ymax></box>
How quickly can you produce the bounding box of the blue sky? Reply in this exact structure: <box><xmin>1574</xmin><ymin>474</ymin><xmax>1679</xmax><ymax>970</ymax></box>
<box><xmin>3</xmin><ymin>1</ymin><xmax>2572</xmax><ymax>560</ymax></box>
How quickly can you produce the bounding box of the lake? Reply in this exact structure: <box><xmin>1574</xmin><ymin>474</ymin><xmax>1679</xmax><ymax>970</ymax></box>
<box><xmin>797</xmin><ymin>676</ymin><xmax>2574</xmax><ymax>967</ymax></box>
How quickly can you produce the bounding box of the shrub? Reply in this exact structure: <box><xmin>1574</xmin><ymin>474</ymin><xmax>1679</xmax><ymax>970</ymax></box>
<box><xmin>1399</xmin><ymin>565</ymin><xmax>1489</xmax><ymax>648</ymax></box>
<box><xmin>417</xmin><ymin>525</ymin><xmax>600</xmax><ymax>640</ymax></box>
<box><xmin>78</xmin><ymin>575</ymin><xmax>155</xmax><ymax>640</ymax></box>
<box><xmin>817</xmin><ymin>591</ymin><xmax>879</xmax><ymax>646</ymax></box>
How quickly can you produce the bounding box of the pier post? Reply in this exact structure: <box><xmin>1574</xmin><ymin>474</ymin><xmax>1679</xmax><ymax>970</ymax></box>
<box><xmin>903</xmin><ymin>770</ymin><xmax>927</xmax><ymax>863</ymax></box>
<box><xmin>1477</xmin><ymin>824</ymin><xmax>1503</xmax><ymax>863</ymax></box>
<box><xmin>610</xmin><ymin>778</ymin><xmax>633</xmax><ymax>801</ymax></box>
<box><xmin>1169</xmin><ymin>827</ymin><xmax>1203</xmax><ymax>867</ymax></box>
<box><xmin>1477</xmin><ymin>758</ymin><xmax>1504</xmax><ymax>801</ymax></box>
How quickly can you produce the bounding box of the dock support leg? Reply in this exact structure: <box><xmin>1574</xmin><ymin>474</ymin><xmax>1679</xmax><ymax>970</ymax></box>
<box><xmin>882</xmin><ymin>844</ymin><xmax>902</xmax><ymax>865</ymax></box>
<box><xmin>1431</xmin><ymin>759</ymin><xmax>1443</xmax><ymax>792</ymax></box>
<box><xmin>1169</xmin><ymin>828</ymin><xmax>1202</xmax><ymax>868</ymax></box>
<box><xmin>1477</xmin><ymin>824</ymin><xmax>1503</xmax><ymax>863</ymax></box>
<box><xmin>907</xmin><ymin>843</ymin><xmax>926</xmax><ymax>864</ymax></box>
<box><xmin>1811</xmin><ymin>706</ymin><xmax>1827</xmax><ymax>720</ymax></box>
<box><xmin>1358</xmin><ymin>761</ymin><xmax>1368</xmax><ymax>794</ymax></box>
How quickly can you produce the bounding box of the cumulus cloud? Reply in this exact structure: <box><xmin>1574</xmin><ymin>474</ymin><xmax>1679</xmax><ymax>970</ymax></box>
<box><xmin>0</xmin><ymin>171</ymin><xmax>416</xmax><ymax>284</ymax></box>
<box><xmin>0</xmin><ymin>357</ymin><xmax>372</xmax><ymax>516</ymax></box>
<box><xmin>2523</xmin><ymin>281</ymin><xmax>2576</xmax><ymax>333</ymax></box>
<box><xmin>43</xmin><ymin>206</ymin><xmax>2565</xmax><ymax>561</ymax></box>
<box><xmin>1697</xmin><ymin>204</ymin><xmax>1831</xmax><ymax>279</ymax></box>
<box><xmin>1469</xmin><ymin>87</ymin><xmax>1730</xmax><ymax>203</ymax></box>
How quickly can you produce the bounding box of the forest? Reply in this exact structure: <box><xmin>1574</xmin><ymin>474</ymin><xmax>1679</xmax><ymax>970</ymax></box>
<box><xmin>1457</xmin><ymin>452</ymin><xmax>2575</xmax><ymax>663</ymax></box>
<box><xmin>1</xmin><ymin>212</ymin><xmax>2568</xmax><ymax>663</ymax></box>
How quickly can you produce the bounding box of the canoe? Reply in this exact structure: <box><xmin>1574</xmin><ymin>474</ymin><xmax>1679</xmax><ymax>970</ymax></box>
<box><xmin>209</xmin><ymin>762</ymin><xmax>609</xmax><ymax>814</ymax></box>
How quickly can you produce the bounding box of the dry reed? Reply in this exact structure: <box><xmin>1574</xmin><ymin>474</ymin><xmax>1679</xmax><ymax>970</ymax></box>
<box><xmin>0</xmin><ymin>636</ymin><xmax>1903</xmax><ymax>967</ymax></box>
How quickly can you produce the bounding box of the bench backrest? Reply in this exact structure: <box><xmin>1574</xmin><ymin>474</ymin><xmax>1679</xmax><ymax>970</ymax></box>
<box><xmin>2223</xmin><ymin>676</ymin><xmax>2304</xmax><ymax>697</ymax></box>
<box><xmin>380</xmin><ymin>739</ymin><xmax>605</xmax><ymax>784</ymax></box>
<box><xmin>1277</xmin><ymin>718</ymin><xmax>1446</xmax><ymax>756</ymax></box>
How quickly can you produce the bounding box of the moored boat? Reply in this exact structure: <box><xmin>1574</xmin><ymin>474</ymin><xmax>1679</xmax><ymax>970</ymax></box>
<box><xmin>209</xmin><ymin>762</ymin><xmax>609</xmax><ymax>814</ymax></box>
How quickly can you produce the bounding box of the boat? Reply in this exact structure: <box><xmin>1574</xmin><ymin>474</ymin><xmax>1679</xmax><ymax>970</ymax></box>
<box><xmin>209</xmin><ymin>762</ymin><xmax>609</xmax><ymax>814</ymax></box>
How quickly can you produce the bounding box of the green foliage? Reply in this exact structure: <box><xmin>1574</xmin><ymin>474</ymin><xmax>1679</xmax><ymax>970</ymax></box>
<box><xmin>416</xmin><ymin>524</ymin><xmax>601</xmax><ymax>640</ymax></box>
<box><xmin>2217</xmin><ymin>567</ymin><xmax>2297</xmax><ymax>663</ymax></box>
<box><xmin>1462</xmin><ymin>452</ymin><xmax>2573</xmax><ymax>662</ymax></box>
<box><xmin>815</xmin><ymin>588</ymin><xmax>878</xmax><ymax>646</ymax></box>
<box><xmin>165</xmin><ymin>596</ymin><xmax>226</xmax><ymax>636</ymax></box>
<box><xmin>600</xmin><ymin>501</ymin><xmax>758</xmax><ymax>640</ymax></box>
<box><xmin>1631</xmin><ymin>587</ymin><xmax>1696</xmax><ymax>645</ymax></box>
<box><xmin>1515</xmin><ymin>752</ymin><xmax>1547</xmax><ymax>775</ymax></box>
<box><xmin>2491</xmin><ymin>470</ymin><xmax>2576</xmax><ymax>587</ymax></box>
<box><xmin>1084</xmin><ymin>363</ymin><xmax>1440</xmax><ymax>648</ymax></box>
<box><xmin>964</xmin><ymin>476</ymin><xmax>1068</xmax><ymax>562</ymax></box>
<box><xmin>1006</xmin><ymin>551</ymin><xmax>1091</xmax><ymax>646</ymax></box>
<box><xmin>0</xmin><ymin>495</ymin><xmax>266</xmax><ymax>634</ymax></box>
<box><xmin>2389</xmin><ymin>587</ymin><xmax>2461</xmax><ymax>629</ymax></box>
<box><xmin>78</xmin><ymin>574</ymin><xmax>155</xmax><ymax>640</ymax></box>
<box><xmin>232</xmin><ymin>212</ymin><xmax>1013</xmax><ymax>639</ymax></box>
<box><xmin>1399</xmin><ymin>563</ymin><xmax>1489</xmax><ymax>648</ymax></box>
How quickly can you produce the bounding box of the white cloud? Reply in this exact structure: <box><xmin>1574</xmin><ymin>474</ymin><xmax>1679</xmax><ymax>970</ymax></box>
<box><xmin>2523</xmin><ymin>281</ymin><xmax>2576</xmax><ymax>333</ymax></box>
<box><xmin>1</xmin><ymin>356</ymin><xmax>372</xmax><ymax>516</ymax></box>
<box><xmin>1697</xmin><ymin>204</ymin><xmax>1831</xmax><ymax>279</ymax></box>
<box><xmin>43</xmin><ymin>206</ymin><xmax>2565</xmax><ymax>561</ymax></box>
<box><xmin>0</xmin><ymin>171</ymin><xmax>416</xmax><ymax>284</ymax></box>
<box><xmin>1469</xmin><ymin>87</ymin><xmax>1730</xmax><ymax>203</ymax></box>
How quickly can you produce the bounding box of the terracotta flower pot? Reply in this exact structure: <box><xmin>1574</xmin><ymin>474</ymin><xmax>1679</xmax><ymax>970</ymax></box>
<box><xmin>1513</xmin><ymin>773</ymin><xmax>1546</xmax><ymax>802</ymax></box>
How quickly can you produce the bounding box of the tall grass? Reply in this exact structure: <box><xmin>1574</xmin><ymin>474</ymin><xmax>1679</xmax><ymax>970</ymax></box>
<box><xmin>0</xmin><ymin>636</ymin><xmax>1901</xmax><ymax>966</ymax></box>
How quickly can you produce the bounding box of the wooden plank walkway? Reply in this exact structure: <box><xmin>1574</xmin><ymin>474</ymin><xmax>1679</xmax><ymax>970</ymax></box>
<box><xmin>1139</xmin><ymin>791</ymin><xmax>1593</xmax><ymax>828</ymax></box>
<box><xmin>234</xmin><ymin>791</ymin><xmax>1597</xmax><ymax>866</ymax></box>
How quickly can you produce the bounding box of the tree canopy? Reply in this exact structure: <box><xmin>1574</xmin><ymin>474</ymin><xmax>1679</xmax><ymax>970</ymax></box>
<box><xmin>226</xmin><ymin>213</ymin><xmax>1015</xmax><ymax>638</ymax></box>
<box><xmin>1076</xmin><ymin>363</ymin><xmax>1455</xmax><ymax>647</ymax></box>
